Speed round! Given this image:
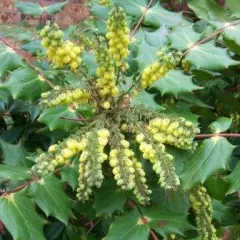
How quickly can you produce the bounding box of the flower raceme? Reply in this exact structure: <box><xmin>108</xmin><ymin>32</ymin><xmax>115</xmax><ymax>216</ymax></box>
<box><xmin>40</xmin><ymin>22</ymin><xmax>83</xmax><ymax>72</ymax></box>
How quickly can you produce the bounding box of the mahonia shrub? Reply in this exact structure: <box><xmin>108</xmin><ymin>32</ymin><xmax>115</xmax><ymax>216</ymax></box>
<box><xmin>0</xmin><ymin>0</ymin><xmax>240</xmax><ymax>240</ymax></box>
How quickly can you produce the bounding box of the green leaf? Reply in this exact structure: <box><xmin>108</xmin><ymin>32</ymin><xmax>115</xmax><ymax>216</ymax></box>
<box><xmin>132</xmin><ymin>90</ymin><xmax>165</xmax><ymax>111</ymax></box>
<box><xmin>72</xmin><ymin>200</ymin><xmax>96</xmax><ymax>220</ymax></box>
<box><xmin>28</xmin><ymin>175</ymin><xmax>72</xmax><ymax>224</ymax></box>
<box><xmin>151</xmin><ymin>70</ymin><xmax>201</xmax><ymax>96</ymax></box>
<box><xmin>112</xmin><ymin>0</ymin><xmax>147</xmax><ymax>18</ymax></box>
<box><xmin>60</xmin><ymin>164</ymin><xmax>78</xmax><ymax>190</ymax></box>
<box><xmin>180</xmin><ymin>137</ymin><xmax>235</xmax><ymax>189</ymax></box>
<box><xmin>188</xmin><ymin>0</ymin><xmax>229</xmax><ymax>21</ymax></box>
<box><xmin>168</xmin><ymin>25</ymin><xmax>202</xmax><ymax>51</ymax></box>
<box><xmin>0</xmin><ymin>164</ymin><xmax>30</xmax><ymax>180</ymax></box>
<box><xmin>93</xmin><ymin>180</ymin><xmax>126</xmax><ymax>216</ymax></box>
<box><xmin>16</xmin><ymin>1</ymin><xmax>43</xmax><ymax>16</ymax></box>
<box><xmin>103</xmin><ymin>209</ymin><xmax>149</xmax><ymax>240</ymax></box>
<box><xmin>44</xmin><ymin>0</ymin><xmax>69</xmax><ymax>14</ymax></box>
<box><xmin>144</xmin><ymin>3</ymin><xmax>189</xmax><ymax>28</ymax></box>
<box><xmin>209</xmin><ymin>117</ymin><xmax>232</xmax><ymax>133</ymax></box>
<box><xmin>0</xmin><ymin>43</ymin><xmax>23</xmax><ymax>76</ymax></box>
<box><xmin>135</xmin><ymin>40</ymin><xmax>159</xmax><ymax>72</ymax></box>
<box><xmin>144</xmin><ymin>207</ymin><xmax>194</xmax><ymax>236</ymax></box>
<box><xmin>0</xmin><ymin>192</ymin><xmax>45</xmax><ymax>240</ymax></box>
<box><xmin>185</xmin><ymin>41</ymin><xmax>239</xmax><ymax>70</ymax></box>
<box><xmin>0</xmin><ymin>140</ymin><xmax>31</xmax><ymax>167</ymax></box>
<box><xmin>145</xmin><ymin>25</ymin><xmax>168</xmax><ymax>47</ymax></box>
<box><xmin>163</xmin><ymin>102</ymin><xmax>199</xmax><ymax>126</ymax></box>
<box><xmin>2</xmin><ymin>67</ymin><xmax>50</xmax><ymax>101</ymax></box>
<box><xmin>82</xmin><ymin>52</ymin><xmax>97</xmax><ymax>77</ymax></box>
<box><xmin>38</xmin><ymin>105</ymin><xmax>81</xmax><ymax>131</ymax></box>
<box><xmin>90</xmin><ymin>2</ymin><xmax>110</xmax><ymax>20</ymax></box>
<box><xmin>226</xmin><ymin>161</ymin><xmax>240</xmax><ymax>194</ymax></box>
<box><xmin>16</xmin><ymin>0</ymin><xmax>68</xmax><ymax>16</ymax></box>
<box><xmin>226</xmin><ymin>0</ymin><xmax>240</xmax><ymax>18</ymax></box>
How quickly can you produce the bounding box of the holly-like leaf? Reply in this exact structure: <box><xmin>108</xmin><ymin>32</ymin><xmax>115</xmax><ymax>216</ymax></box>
<box><xmin>135</xmin><ymin>40</ymin><xmax>159</xmax><ymax>72</ymax></box>
<box><xmin>226</xmin><ymin>0</ymin><xmax>240</xmax><ymax>18</ymax></box>
<box><xmin>132</xmin><ymin>90</ymin><xmax>165</xmax><ymax>111</ymax></box>
<box><xmin>151</xmin><ymin>70</ymin><xmax>201</xmax><ymax>96</ymax></box>
<box><xmin>93</xmin><ymin>180</ymin><xmax>126</xmax><ymax>216</ymax></box>
<box><xmin>0</xmin><ymin>139</ymin><xmax>32</xmax><ymax>167</ymax></box>
<box><xmin>90</xmin><ymin>2</ymin><xmax>110</xmax><ymax>20</ymax></box>
<box><xmin>0</xmin><ymin>192</ymin><xmax>45</xmax><ymax>240</ymax></box>
<box><xmin>0</xmin><ymin>43</ymin><xmax>23</xmax><ymax>76</ymax></box>
<box><xmin>82</xmin><ymin>52</ymin><xmax>97</xmax><ymax>77</ymax></box>
<box><xmin>226</xmin><ymin>161</ymin><xmax>240</xmax><ymax>194</ymax></box>
<box><xmin>168</xmin><ymin>25</ymin><xmax>202</xmax><ymax>51</ymax></box>
<box><xmin>144</xmin><ymin>207</ymin><xmax>194</xmax><ymax>237</ymax></box>
<box><xmin>180</xmin><ymin>137</ymin><xmax>235</xmax><ymax>189</ymax></box>
<box><xmin>144</xmin><ymin>2</ymin><xmax>189</xmax><ymax>28</ymax></box>
<box><xmin>16</xmin><ymin>0</ymin><xmax>68</xmax><ymax>16</ymax></box>
<box><xmin>185</xmin><ymin>41</ymin><xmax>239</xmax><ymax>70</ymax></box>
<box><xmin>60</xmin><ymin>162</ymin><xmax>78</xmax><ymax>190</ymax></box>
<box><xmin>38</xmin><ymin>105</ymin><xmax>81</xmax><ymax>131</ymax></box>
<box><xmin>112</xmin><ymin>0</ymin><xmax>147</xmax><ymax>18</ymax></box>
<box><xmin>28</xmin><ymin>175</ymin><xmax>72</xmax><ymax>224</ymax></box>
<box><xmin>145</xmin><ymin>25</ymin><xmax>168</xmax><ymax>47</ymax></box>
<box><xmin>44</xmin><ymin>0</ymin><xmax>69</xmax><ymax>14</ymax></box>
<box><xmin>2</xmin><ymin>67</ymin><xmax>50</xmax><ymax>102</ymax></box>
<box><xmin>103</xmin><ymin>209</ymin><xmax>150</xmax><ymax>240</ymax></box>
<box><xmin>0</xmin><ymin>164</ymin><xmax>30</xmax><ymax>180</ymax></box>
<box><xmin>188</xmin><ymin>0</ymin><xmax>229</xmax><ymax>21</ymax></box>
<box><xmin>209</xmin><ymin>117</ymin><xmax>232</xmax><ymax>133</ymax></box>
<box><xmin>163</xmin><ymin>102</ymin><xmax>199</xmax><ymax>126</ymax></box>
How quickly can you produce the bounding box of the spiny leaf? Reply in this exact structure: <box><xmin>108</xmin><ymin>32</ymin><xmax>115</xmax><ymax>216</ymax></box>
<box><xmin>0</xmin><ymin>165</ymin><xmax>30</xmax><ymax>180</ymax></box>
<box><xmin>93</xmin><ymin>180</ymin><xmax>126</xmax><ymax>217</ymax></box>
<box><xmin>150</xmin><ymin>70</ymin><xmax>201</xmax><ymax>96</ymax></box>
<box><xmin>209</xmin><ymin>117</ymin><xmax>232</xmax><ymax>133</ymax></box>
<box><xmin>188</xmin><ymin>0</ymin><xmax>229</xmax><ymax>21</ymax></box>
<box><xmin>28</xmin><ymin>175</ymin><xmax>72</xmax><ymax>224</ymax></box>
<box><xmin>0</xmin><ymin>192</ymin><xmax>45</xmax><ymax>240</ymax></box>
<box><xmin>185</xmin><ymin>41</ymin><xmax>239</xmax><ymax>70</ymax></box>
<box><xmin>144</xmin><ymin>2</ymin><xmax>189</xmax><ymax>28</ymax></box>
<box><xmin>132</xmin><ymin>90</ymin><xmax>165</xmax><ymax>111</ymax></box>
<box><xmin>38</xmin><ymin>105</ymin><xmax>81</xmax><ymax>132</ymax></box>
<box><xmin>135</xmin><ymin>39</ymin><xmax>159</xmax><ymax>72</ymax></box>
<box><xmin>2</xmin><ymin>67</ymin><xmax>50</xmax><ymax>102</ymax></box>
<box><xmin>112</xmin><ymin>0</ymin><xmax>147</xmax><ymax>18</ymax></box>
<box><xmin>44</xmin><ymin>0</ymin><xmax>69</xmax><ymax>14</ymax></box>
<box><xmin>103</xmin><ymin>209</ymin><xmax>150</xmax><ymax>240</ymax></box>
<box><xmin>168</xmin><ymin>25</ymin><xmax>202</xmax><ymax>51</ymax></box>
<box><xmin>180</xmin><ymin>137</ymin><xmax>235</xmax><ymax>189</ymax></box>
<box><xmin>0</xmin><ymin>43</ymin><xmax>23</xmax><ymax>76</ymax></box>
<box><xmin>144</xmin><ymin>207</ymin><xmax>194</xmax><ymax>236</ymax></box>
<box><xmin>60</xmin><ymin>165</ymin><xmax>78</xmax><ymax>190</ymax></box>
<box><xmin>226</xmin><ymin>161</ymin><xmax>240</xmax><ymax>194</ymax></box>
<box><xmin>0</xmin><ymin>139</ymin><xmax>32</xmax><ymax>167</ymax></box>
<box><xmin>226</xmin><ymin>0</ymin><xmax>240</xmax><ymax>18</ymax></box>
<box><xmin>145</xmin><ymin>25</ymin><xmax>168</xmax><ymax>47</ymax></box>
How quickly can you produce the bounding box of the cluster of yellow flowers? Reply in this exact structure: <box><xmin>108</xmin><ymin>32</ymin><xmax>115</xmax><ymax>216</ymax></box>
<box><xmin>29</xmin><ymin>130</ymin><xmax>87</xmax><ymax>176</ymax></box>
<box><xmin>95</xmin><ymin>36</ymin><xmax>118</xmax><ymax>109</ymax></box>
<box><xmin>106</xmin><ymin>6</ymin><xmax>130</xmax><ymax>69</ymax></box>
<box><xmin>190</xmin><ymin>186</ymin><xmax>218</xmax><ymax>240</ymax></box>
<box><xmin>230</xmin><ymin>112</ymin><xmax>240</xmax><ymax>132</ymax></box>
<box><xmin>136</xmin><ymin>132</ymin><xmax>180</xmax><ymax>190</ymax></box>
<box><xmin>40</xmin><ymin>86</ymin><xmax>90</xmax><ymax>108</ymax></box>
<box><xmin>40</xmin><ymin>23</ymin><xmax>83</xmax><ymax>72</ymax></box>
<box><xmin>76</xmin><ymin>129</ymin><xmax>110</xmax><ymax>201</ymax></box>
<box><xmin>141</xmin><ymin>51</ymin><xmax>183</xmax><ymax>88</ymax></box>
<box><xmin>147</xmin><ymin>117</ymin><xmax>200</xmax><ymax>151</ymax></box>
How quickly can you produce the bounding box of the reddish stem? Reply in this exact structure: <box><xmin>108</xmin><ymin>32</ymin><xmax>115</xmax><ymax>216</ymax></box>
<box><xmin>150</xmin><ymin>230</ymin><xmax>159</xmax><ymax>240</ymax></box>
<box><xmin>196</xmin><ymin>133</ymin><xmax>240</xmax><ymax>139</ymax></box>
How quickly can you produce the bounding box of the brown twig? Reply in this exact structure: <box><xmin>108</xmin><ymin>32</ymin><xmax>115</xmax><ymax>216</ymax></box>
<box><xmin>60</xmin><ymin>117</ymin><xmax>89</xmax><ymax>122</ymax></box>
<box><xmin>130</xmin><ymin>0</ymin><xmax>154</xmax><ymax>40</ymax></box>
<box><xmin>85</xmin><ymin>218</ymin><xmax>101</xmax><ymax>237</ymax></box>
<box><xmin>196</xmin><ymin>133</ymin><xmax>240</xmax><ymax>139</ymax></box>
<box><xmin>183</xmin><ymin>20</ymin><xmax>240</xmax><ymax>56</ymax></box>
<box><xmin>0</xmin><ymin>36</ymin><xmax>54</xmax><ymax>88</ymax></box>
